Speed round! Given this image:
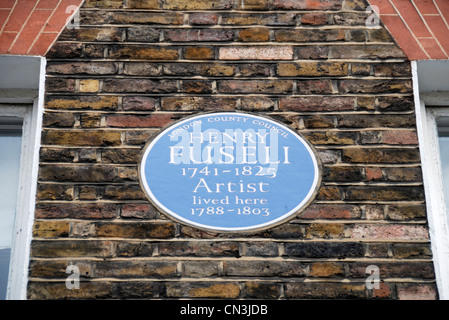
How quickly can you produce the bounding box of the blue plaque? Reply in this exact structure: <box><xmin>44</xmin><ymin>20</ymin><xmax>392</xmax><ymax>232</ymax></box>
<box><xmin>139</xmin><ymin>112</ymin><xmax>321</xmax><ymax>232</ymax></box>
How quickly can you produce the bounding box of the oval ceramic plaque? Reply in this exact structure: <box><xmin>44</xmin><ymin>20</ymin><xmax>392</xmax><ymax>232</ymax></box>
<box><xmin>140</xmin><ymin>112</ymin><xmax>321</xmax><ymax>232</ymax></box>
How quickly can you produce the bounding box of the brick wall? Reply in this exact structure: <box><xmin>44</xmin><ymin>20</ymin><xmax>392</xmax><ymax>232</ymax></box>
<box><xmin>3</xmin><ymin>0</ymin><xmax>448</xmax><ymax>59</ymax></box>
<box><xmin>28</xmin><ymin>0</ymin><xmax>437</xmax><ymax>299</ymax></box>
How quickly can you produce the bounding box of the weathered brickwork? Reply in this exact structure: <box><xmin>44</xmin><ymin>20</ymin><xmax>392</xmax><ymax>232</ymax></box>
<box><xmin>28</xmin><ymin>0</ymin><xmax>437</xmax><ymax>299</ymax></box>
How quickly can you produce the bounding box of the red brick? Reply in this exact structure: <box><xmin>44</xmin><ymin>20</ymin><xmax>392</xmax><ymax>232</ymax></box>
<box><xmin>382</xmin><ymin>130</ymin><xmax>418</xmax><ymax>145</ymax></box>
<box><xmin>8</xmin><ymin>9</ymin><xmax>52</xmax><ymax>54</ymax></box>
<box><xmin>367</xmin><ymin>0</ymin><xmax>397</xmax><ymax>14</ymax></box>
<box><xmin>3</xmin><ymin>0</ymin><xmax>36</xmax><ymax>32</ymax></box>
<box><xmin>189</xmin><ymin>13</ymin><xmax>219</xmax><ymax>25</ymax></box>
<box><xmin>365</xmin><ymin>167</ymin><xmax>383</xmax><ymax>181</ymax></box>
<box><xmin>44</xmin><ymin>0</ymin><xmax>83</xmax><ymax>32</ymax></box>
<box><xmin>415</xmin><ymin>0</ymin><xmax>440</xmax><ymax>14</ymax></box>
<box><xmin>0</xmin><ymin>32</ymin><xmax>16</xmax><ymax>53</ymax></box>
<box><xmin>372</xmin><ymin>282</ymin><xmax>392</xmax><ymax>299</ymax></box>
<box><xmin>0</xmin><ymin>9</ymin><xmax>11</xmax><ymax>26</ymax></box>
<box><xmin>121</xmin><ymin>204</ymin><xmax>160</xmax><ymax>219</ymax></box>
<box><xmin>391</xmin><ymin>0</ymin><xmax>432</xmax><ymax>38</ymax></box>
<box><xmin>435</xmin><ymin>0</ymin><xmax>449</xmax><ymax>24</ymax></box>
<box><xmin>423</xmin><ymin>15</ymin><xmax>449</xmax><ymax>55</ymax></box>
<box><xmin>397</xmin><ymin>284</ymin><xmax>437</xmax><ymax>300</ymax></box>
<box><xmin>42</xmin><ymin>14</ymin><xmax>67</xmax><ymax>33</ymax></box>
<box><xmin>279</xmin><ymin>97</ymin><xmax>354</xmax><ymax>112</ymax></box>
<box><xmin>28</xmin><ymin>32</ymin><xmax>58</xmax><ymax>55</ymax></box>
<box><xmin>301</xmin><ymin>12</ymin><xmax>328</xmax><ymax>25</ymax></box>
<box><xmin>36</xmin><ymin>0</ymin><xmax>60</xmax><ymax>9</ymax></box>
<box><xmin>0</xmin><ymin>0</ymin><xmax>16</xmax><ymax>9</ymax></box>
<box><xmin>106</xmin><ymin>114</ymin><xmax>175</xmax><ymax>128</ymax></box>
<box><xmin>380</xmin><ymin>15</ymin><xmax>428</xmax><ymax>60</ymax></box>
<box><xmin>419</xmin><ymin>38</ymin><xmax>448</xmax><ymax>59</ymax></box>
<box><xmin>350</xmin><ymin>224</ymin><xmax>429</xmax><ymax>241</ymax></box>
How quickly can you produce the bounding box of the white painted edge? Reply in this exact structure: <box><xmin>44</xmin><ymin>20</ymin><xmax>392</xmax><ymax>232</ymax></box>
<box><xmin>413</xmin><ymin>60</ymin><xmax>449</xmax><ymax>300</ymax></box>
<box><xmin>5</xmin><ymin>56</ymin><xmax>45</xmax><ymax>300</ymax></box>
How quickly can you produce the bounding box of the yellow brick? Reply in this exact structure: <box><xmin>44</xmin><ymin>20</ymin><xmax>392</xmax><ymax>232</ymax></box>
<box><xmin>33</xmin><ymin>220</ymin><xmax>70</xmax><ymax>238</ymax></box>
<box><xmin>310</xmin><ymin>262</ymin><xmax>344</xmax><ymax>277</ymax></box>
<box><xmin>79</xmin><ymin>79</ymin><xmax>100</xmax><ymax>92</ymax></box>
<box><xmin>189</xmin><ymin>283</ymin><xmax>240</xmax><ymax>298</ymax></box>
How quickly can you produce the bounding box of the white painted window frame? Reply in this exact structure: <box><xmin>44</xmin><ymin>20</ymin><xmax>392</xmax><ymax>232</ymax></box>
<box><xmin>413</xmin><ymin>60</ymin><xmax>449</xmax><ymax>300</ymax></box>
<box><xmin>0</xmin><ymin>56</ymin><xmax>45</xmax><ymax>300</ymax></box>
